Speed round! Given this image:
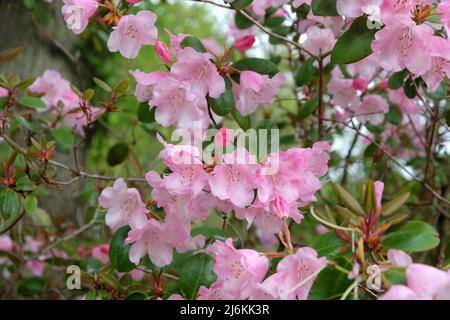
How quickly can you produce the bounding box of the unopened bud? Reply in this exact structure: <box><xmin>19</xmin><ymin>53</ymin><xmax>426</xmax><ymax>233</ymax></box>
<box><xmin>233</xmin><ymin>35</ymin><xmax>256</xmax><ymax>52</ymax></box>
<box><xmin>154</xmin><ymin>41</ymin><xmax>172</xmax><ymax>63</ymax></box>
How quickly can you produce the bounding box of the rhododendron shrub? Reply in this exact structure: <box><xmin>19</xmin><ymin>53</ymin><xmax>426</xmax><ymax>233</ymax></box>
<box><xmin>0</xmin><ymin>0</ymin><xmax>449</xmax><ymax>301</ymax></box>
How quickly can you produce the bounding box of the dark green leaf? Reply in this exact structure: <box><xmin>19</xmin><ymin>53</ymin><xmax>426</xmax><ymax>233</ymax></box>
<box><xmin>403</xmin><ymin>78</ymin><xmax>417</xmax><ymax>98</ymax></box>
<box><xmin>0</xmin><ymin>189</ymin><xmax>20</xmax><ymax>221</ymax></box>
<box><xmin>234</xmin><ymin>11</ymin><xmax>253</xmax><ymax>29</ymax></box>
<box><xmin>207</xmin><ymin>77</ymin><xmax>234</xmax><ymax>116</ymax></box>
<box><xmin>298</xmin><ymin>96</ymin><xmax>319</xmax><ymax>119</ymax></box>
<box><xmin>311</xmin><ymin>232</ymin><xmax>347</xmax><ymax>258</ymax></box>
<box><xmin>19</xmin><ymin>96</ymin><xmax>46</xmax><ymax>109</ymax></box>
<box><xmin>311</xmin><ymin>0</ymin><xmax>339</xmax><ymax>16</ymax></box>
<box><xmin>388</xmin><ymin>70</ymin><xmax>407</xmax><ymax>89</ymax></box>
<box><xmin>309</xmin><ymin>258</ymin><xmax>352</xmax><ymax>299</ymax></box>
<box><xmin>107</xmin><ymin>143</ymin><xmax>129</xmax><ymax>166</ymax></box>
<box><xmin>295</xmin><ymin>58</ymin><xmax>317</xmax><ymax>87</ymax></box>
<box><xmin>385</xmin><ymin>105</ymin><xmax>402</xmax><ymax>125</ymax></box>
<box><xmin>137</xmin><ymin>104</ymin><xmax>155</xmax><ymax>123</ymax></box>
<box><xmin>179</xmin><ymin>253</ymin><xmax>216</xmax><ymax>299</ymax></box>
<box><xmin>181</xmin><ymin>36</ymin><xmax>207</xmax><ymax>53</ymax></box>
<box><xmin>109</xmin><ymin>226</ymin><xmax>135</xmax><ymax>272</ymax></box>
<box><xmin>230</xmin><ymin>0</ymin><xmax>252</xmax><ymax>9</ymax></box>
<box><xmin>382</xmin><ymin>221</ymin><xmax>440</xmax><ymax>252</ymax></box>
<box><xmin>331</xmin><ymin>17</ymin><xmax>377</xmax><ymax>64</ymax></box>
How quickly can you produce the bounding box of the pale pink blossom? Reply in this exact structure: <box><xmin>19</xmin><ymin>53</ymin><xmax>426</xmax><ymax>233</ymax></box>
<box><xmin>233</xmin><ymin>71</ymin><xmax>285</xmax><ymax>116</ymax></box>
<box><xmin>61</xmin><ymin>101</ymin><xmax>104</xmax><ymax>136</ymax></box>
<box><xmin>214</xmin><ymin>128</ymin><xmax>233</xmax><ymax>148</ymax></box>
<box><xmin>387</xmin><ymin>249</ymin><xmax>412</xmax><ymax>267</ymax></box>
<box><xmin>422</xmin><ymin>37</ymin><xmax>450</xmax><ymax>93</ymax></box>
<box><xmin>387</xmin><ymin>88</ymin><xmax>421</xmax><ymax>114</ymax></box>
<box><xmin>251</xmin><ymin>0</ymin><xmax>289</xmax><ymax>16</ymax></box>
<box><xmin>302</xmin><ymin>26</ymin><xmax>335</xmax><ymax>57</ymax></box>
<box><xmin>107</xmin><ymin>11</ymin><xmax>158</xmax><ymax>59</ymax></box>
<box><xmin>336</xmin><ymin>0</ymin><xmax>382</xmax><ymax>19</ymax></box>
<box><xmin>354</xmin><ymin>94</ymin><xmax>389</xmax><ymax>125</ymax></box>
<box><xmin>91</xmin><ymin>244</ymin><xmax>109</xmax><ymax>264</ymax></box>
<box><xmin>255</xmin><ymin>247</ymin><xmax>327</xmax><ymax>300</ymax></box>
<box><xmin>29</xmin><ymin>69</ymin><xmax>78</xmax><ymax>109</ymax></box>
<box><xmin>61</xmin><ymin>0</ymin><xmax>98</xmax><ymax>35</ymax></box>
<box><xmin>381</xmin><ymin>264</ymin><xmax>450</xmax><ymax>300</ymax></box>
<box><xmin>26</xmin><ymin>260</ymin><xmax>45</xmax><ymax>277</ymax></box>
<box><xmin>209</xmin><ymin>149</ymin><xmax>258</xmax><ymax>208</ymax></box>
<box><xmin>293</xmin><ymin>0</ymin><xmax>311</xmax><ymax>8</ymax></box>
<box><xmin>98</xmin><ymin>178</ymin><xmax>148</xmax><ymax>231</ymax></box>
<box><xmin>130</xmin><ymin>69</ymin><xmax>167</xmax><ymax>103</ymax></box>
<box><xmin>197</xmin><ymin>282</ymin><xmax>238</xmax><ymax>300</ymax></box>
<box><xmin>0</xmin><ymin>235</ymin><xmax>13</xmax><ymax>252</ymax></box>
<box><xmin>126</xmin><ymin>219</ymin><xmax>173</xmax><ymax>267</ymax></box>
<box><xmin>371</xmin><ymin>15</ymin><xmax>434</xmax><ymax>75</ymax></box>
<box><xmin>150</xmin><ymin>76</ymin><xmax>208</xmax><ymax>129</ymax></box>
<box><xmin>438</xmin><ymin>1</ymin><xmax>450</xmax><ymax>36</ymax></box>
<box><xmin>170</xmin><ymin>47</ymin><xmax>225</xmax><ymax>98</ymax></box>
<box><xmin>0</xmin><ymin>87</ymin><xmax>8</xmax><ymax>97</ymax></box>
<box><xmin>210</xmin><ymin>239</ymin><xmax>269</xmax><ymax>299</ymax></box>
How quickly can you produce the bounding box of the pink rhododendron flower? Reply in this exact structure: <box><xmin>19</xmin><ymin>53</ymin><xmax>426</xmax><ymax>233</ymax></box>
<box><xmin>126</xmin><ymin>218</ymin><xmax>173</xmax><ymax>267</ymax></box>
<box><xmin>0</xmin><ymin>87</ymin><xmax>8</xmax><ymax>97</ymax></box>
<box><xmin>126</xmin><ymin>0</ymin><xmax>142</xmax><ymax>3</ymax></box>
<box><xmin>154</xmin><ymin>41</ymin><xmax>172</xmax><ymax>64</ymax></box>
<box><xmin>198</xmin><ymin>282</ymin><xmax>238</xmax><ymax>300</ymax></box>
<box><xmin>255</xmin><ymin>247</ymin><xmax>327</xmax><ymax>300</ymax></box>
<box><xmin>422</xmin><ymin>37</ymin><xmax>450</xmax><ymax>93</ymax></box>
<box><xmin>61</xmin><ymin>0</ymin><xmax>98</xmax><ymax>35</ymax></box>
<box><xmin>293</xmin><ymin>0</ymin><xmax>311</xmax><ymax>8</ymax></box>
<box><xmin>354</xmin><ymin>94</ymin><xmax>389</xmax><ymax>125</ymax></box>
<box><xmin>371</xmin><ymin>15</ymin><xmax>434</xmax><ymax>75</ymax></box>
<box><xmin>352</xmin><ymin>77</ymin><xmax>367</xmax><ymax>91</ymax></box>
<box><xmin>107</xmin><ymin>11</ymin><xmax>158</xmax><ymax>59</ymax></box>
<box><xmin>327</xmin><ymin>77</ymin><xmax>360</xmax><ymax>112</ymax></box>
<box><xmin>150</xmin><ymin>76</ymin><xmax>207</xmax><ymax>129</ymax></box>
<box><xmin>387</xmin><ymin>88</ymin><xmax>421</xmax><ymax>114</ymax></box>
<box><xmin>29</xmin><ymin>69</ymin><xmax>78</xmax><ymax>109</ymax></box>
<box><xmin>251</xmin><ymin>0</ymin><xmax>289</xmax><ymax>16</ymax></box>
<box><xmin>210</xmin><ymin>239</ymin><xmax>269</xmax><ymax>299</ymax></box>
<box><xmin>0</xmin><ymin>235</ymin><xmax>13</xmax><ymax>252</ymax></box>
<box><xmin>130</xmin><ymin>69</ymin><xmax>167</xmax><ymax>103</ymax></box>
<box><xmin>381</xmin><ymin>264</ymin><xmax>450</xmax><ymax>300</ymax></box>
<box><xmin>91</xmin><ymin>244</ymin><xmax>109</xmax><ymax>264</ymax></box>
<box><xmin>234</xmin><ymin>35</ymin><xmax>256</xmax><ymax>52</ymax></box>
<box><xmin>209</xmin><ymin>149</ymin><xmax>258</xmax><ymax>208</ymax></box>
<box><xmin>336</xmin><ymin>0</ymin><xmax>382</xmax><ymax>19</ymax></box>
<box><xmin>438</xmin><ymin>1</ymin><xmax>450</xmax><ymax>36</ymax></box>
<box><xmin>98</xmin><ymin>178</ymin><xmax>148</xmax><ymax>231</ymax></box>
<box><xmin>170</xmin><ymin>47</ymin><xmax>225</xmax><ymax>98</ymax></box>
<box><xmin>26</xmin><ymin>260</ymin><xmax>45</xmax><ymax>277</ymax></box>
<box><xmin>165</xmin><ymin>29</ymin><xmax>188</xmax><ymax>53</ymax></box>
<box><xmin>214</xmin><ymin>128</ymin><xmax>233</xmax><ymax>148</ymax></box>
<box><xmin>233</xmin><ymin>71</ymin><xmax>285</xmax><ymax>116</ymax></box>
<box><xmin>302</xmin><ymin>26</ymin><xmax>335</xmax><ymax>57</ymax></box>
<box><xmin>374</xmin><ymin>180</ymin><xmax>384</xmax><ymax>214</ymax></box>
<box><xmin>61</xmin><ymin>101</ymin><xmax>104</xmax><ymax>136</ymax></box>
<box><xmin>387</xmin><ymin>249</ymin><xmax>412</xmax><ymax>267</ymax></box>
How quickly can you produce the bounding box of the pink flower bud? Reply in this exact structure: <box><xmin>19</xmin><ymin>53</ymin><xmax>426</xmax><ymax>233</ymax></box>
<box><xmin>154</xmin><ymin>41</ymin><xmax>172</xmax><ymax>63</ymax></box>
<box><xmin>233</xmin><ymin>35</ymin><xmax>256</xmax><ymax>52</ymax></box>
<box><xmin>352</xmin><ymin>77</ymin><xmax>367</xmax><ymax>91</ymax></box>
<box><xmin>126</xmin><ymin>0</ymin><xmax>143</xmax><ymax>3</ymax></box>
<box><xmin>379</xmin><ymin>79</ymin><xmax>388</xmax><ymax>90</ymax></box>
<box><xmin>214</xmin><ymin>128</ymin><xmax>233</xmax><ymax>148</ymax></box>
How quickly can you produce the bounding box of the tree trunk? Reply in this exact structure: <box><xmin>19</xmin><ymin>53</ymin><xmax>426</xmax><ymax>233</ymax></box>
<box><xmin>0</xmin><ymin>0</ymin><xmax>87</xmax><ymax>221</ymax></box>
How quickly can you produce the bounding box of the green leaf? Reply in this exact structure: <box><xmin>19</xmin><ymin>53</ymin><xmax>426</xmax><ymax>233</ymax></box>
<box><xmin>230</xmin><ymin>0</ymin><xmax>252</xmax><ymax>9</ymax></box>
<box><xmin>179</xmin><ymin>253</ymin><xmax>216</xmax><ymax>299</ymax></box>
<box><xmin>231</xmin><ymin>106</ymin><xmax>251</xmax><ymax>130</ymax></box>
<box><xmin>382</xmin><ymin>221</ymin><xmax>440</xmax><ymax>252</ymax></box>
<box><xmin>295</xmin><ymin>58</ymin><xmax>317</xmax><ymax>87</ymax></box>
<box><xmin>19</xmin><ymin>96</ymin><xmax>46</xmax><ymax>109</ymax></box>
<box><xmin>384</xmin><ymin>268</ymin><xmax>406</xmax><ymax>285</ymax></box>
<box><xmin>364</xmin><ymin>179</ymin><xmax>376</xmax><ymax>214</ymax></box>
<box><xmin>388</xmin><ymin>70</ymin><xmax>407</xmax><ymax>89</ymax></box>
<box><xmin>234</xmin><ymin>11</ymin><xmax>253</xmax><ymax>29</ymax></box>
<box><xmin>298</xmin><ymin>96</ymin><xmax>319</xmax><ymax>119</ymax></box>
<box><xmin>24</xmin><ymin>195</ymin><xmax>51</xmax><ymax>227</ymax></box>
<box><xmin>181</xmin><ymin>36</ymin><xmax>207</xmax><ymax>53</ymax></box>
<box><xmin>93</xmin><ymin>77</ymin><xmax>112</xmax><ymax>92</ymax></box>
<box><xmin>19</xmin><ymin>277</ymin><xmax>46</xmax><ymax>296</ymax></box>
<box><xmin>52</xmin><ymin>127</ymin><xmax>75</xmax><ymax>148</ymax></box>
<box><xmin>385</xmin><ymin>105</ymin><xmax>402</xmax><ymax>125</ymax></box>
<box><xmin>109</xmin><ymin>226</ymin><xmax>135</xmax><ymax>272</ymax></box>
<box><xmin>311</xmin><ymin>232</ymin><xmax>347</xmax><ymax>258</ymax></box>
<box><xmin>446</xmin><ymin>110</ymin><xmax>450</xmax><ymax>127</ymax></box>
<box><xmin>0</xmin><ymin>189</ymin><xmax>20</xmax><ymax>221</ymax></box>
<box><xmin>16</xmin><ymin>76</ymin><xmax>37</xmax><ymax>90</ymax></box>
<box><xmin>403</xmin><ymin>78</ymin><xmax>417</xmax><ymax>98</ymax></box>
<box><xmin>107</xmin><ymin>143</ymin><xmax>129</xmax><ymax>166</ymax></box>
<box><xmin>232</xmin><ymin>58</ymin><xmax>279</xmax><ymax>78</ymax></box>
<box><xmin>114</xmin><ymin>80</ymin><xmax>129</xmax><ymax>94</ymax></box>
<box><xmin>207</xmin><ymin>77</ymin><xmax>234</xmax><ymax>116</ymax></box>
<box><xmin>331</xmin><ymin>17</ymin><xmax>377</xmax><ymax>64</ymax></box>
<box><xmin>309</xmin><ymin>258</ymin><xmax>352</xmax><ymax>300</ymax></box>
<box><xmin>15</xmin><ymin>114</ymin><xmax>39</xmax><ymax>132</ymax></box>
<box><xmin>0</xmin><ymin>47</ymin><xmax>22</xmax><ymax>64</ymax></box>
<box><xmin>381</xmin><ymin>192</ymin><xmax>409</xmax><ymax>216</ymax></box>
<box><xmin>15</xmin><ymin>175</ymin><xmax>36</xmax><ymax>192</ymax></box>
<box><xmin>335</xmin><ymin>184</ymin><xmax>365</xmax><ymax>216</ymax></box>
<box><xmin>137</xmin><ymin>104</ymin><xmax>155</xmax><ymax>123</ymax></box>
<box><xmin>311</xmin><ymin>0</ymin><xmax>339</xmax><ymax>16</ymax></box>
